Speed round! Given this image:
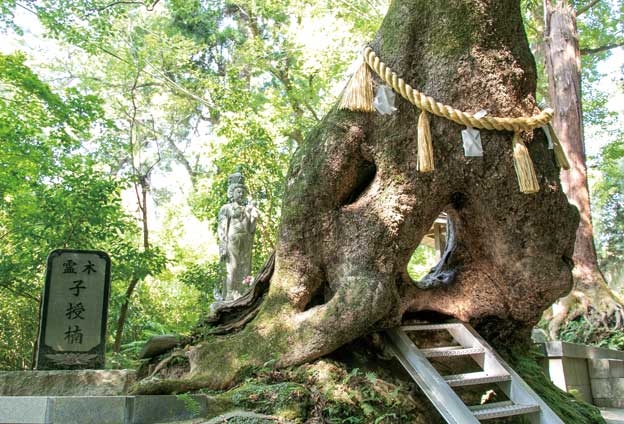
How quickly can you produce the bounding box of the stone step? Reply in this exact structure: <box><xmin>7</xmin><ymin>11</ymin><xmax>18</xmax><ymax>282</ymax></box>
<box><xmin>0</xmin><ymin>395</ymin><xmax>214</xmax><ymax>424</ymax></box>
<box><xmin>0</xmin><ymin>370</ymin><xmax>136</xmax><ymax>396</ymax></box>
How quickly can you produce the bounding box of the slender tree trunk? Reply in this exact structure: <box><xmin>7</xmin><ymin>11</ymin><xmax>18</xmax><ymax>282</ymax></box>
<box><xmin>136</xmin><ymin>0</ymin><xmax>578</xmax><ymax>393</ymax></box>
<box><xmin>543</xmin><ymin>0</ymin><xmax>623</xmax><ymax>337</ymax></box>
<box><xmin>113</xmin><ymin>176</ymin><xmax>151</xmax><ymax>353</ymax></box>
<box><xmin>140</xmin><ymin>176</ymin><xmax>150</xmax><ymax>249</ymax></box>
<box><xmin>113</xmin><ymin>277</ymin><xmax>140</xmax><ymax>353</ymax></box>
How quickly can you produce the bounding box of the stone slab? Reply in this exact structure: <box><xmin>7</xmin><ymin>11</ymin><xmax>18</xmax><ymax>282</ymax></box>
<box><xmin>611</xmin><ymin>360</ymin><xmax>624</xmax><ymax>378</ymax></box>
<box><xmin>589</xmin><ymin>359</ymin><xmax>611</xmax><ymax>379</ymax></box>
<box><xmin>562</xmin><ymin>357</ymin><xmax>589</xmax><ymax>386</ymax></box>
<box><xmin>591</xmin><ymin>378</ymin><xmax>612</xmax><ymax>399</ymax></box>
<box><xmin>539</xmin><ymin>341</ymin><xmax>624</xmax><ymax>360</ymax></box>
<box><xmin>0</xmin><ymin>395</ymin><xmax>234</xmax><ymax>424</ymax></box>
<box><xmin>48</xmin><ymin>396</ymin><xmax>128</xmax><ymax>424</ymax></box>
<box><xmin>0</xmin><ymin>370</ymin><xmax>136</xmax><ymax>396</ymax></box>
<box><xmin>0</xmin><ymin>394</ymin><xmax>247</xmax><ymax>424</ymax></box>
<box><xmin>0</xmin><ymin>396</ymin><xmax>49</xmax><ymax>424</ymax></box>
<box><xmin>596</xmin><ymin>399</ymin><xmax>624</xmax><ymax>409</ymax></box>
<box><xmin>612</xmin><ymin>377</ymin><xmax>624</xmax><ymax>398</ymax></box>
<box><xmin>130</xmin><ymin>395</ymin><xmax>207</xmax><ymax>423</ymax></box>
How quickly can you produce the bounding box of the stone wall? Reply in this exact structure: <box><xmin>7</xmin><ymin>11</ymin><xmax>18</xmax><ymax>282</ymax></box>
<box><xmin>588</xmin><ymin>358</ymin><xmax>624</xmax><ymax>408</ymax></box>
<box><xmin>539</xmin><ymin>341</ymin><xmax>624</xmax><ymax>408</ymax></box>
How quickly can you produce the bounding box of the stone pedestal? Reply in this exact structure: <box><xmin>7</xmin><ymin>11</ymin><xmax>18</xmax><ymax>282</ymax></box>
<box><xmin>0</xmin><ymin>395</ymin><xmax>218</xmax><ymax>424</ymax></box>
<box><xmin>0</xmin><ymin>370</ymin><xmax>135</xmax><ymax>396</ymax></box>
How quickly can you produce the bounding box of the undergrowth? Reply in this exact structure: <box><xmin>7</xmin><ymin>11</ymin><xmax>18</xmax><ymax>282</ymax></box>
<box><xmin>556</xmin><ymin>316</ymin><xmax>624</xmax><ymax>350</ymax></box>
<box><xmin>208</xmin><ymin>357</ymin><xmax>431</xmax><ymax>423</ymax></box>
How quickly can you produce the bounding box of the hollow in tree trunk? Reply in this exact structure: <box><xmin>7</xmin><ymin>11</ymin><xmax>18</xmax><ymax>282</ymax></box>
<box><xmin>137</xmin><ymin>0</ymin><xmax>578</xmax><ymax>392</ymax></box>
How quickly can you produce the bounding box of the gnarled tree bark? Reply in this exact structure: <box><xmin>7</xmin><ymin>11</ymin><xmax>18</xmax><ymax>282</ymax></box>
<box><xmin>135</xmin><ymin>0</ymin><xmax>578</xmax><ymax>393</ymax></box>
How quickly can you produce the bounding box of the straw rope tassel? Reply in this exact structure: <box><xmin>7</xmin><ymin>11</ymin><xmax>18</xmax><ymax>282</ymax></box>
<box><xmin>417</xmin><ymin>110</ymin><xmax>434</xmax><ymax>172</ymax></box>
<box><xmin>512</xmin><ymin>132</ymin><xmax>539</xmax><ymax>194</ymax></box>
<box><xmin>546</xmin><ymin>123</ymin><xmax>571</xmax><ymax>170</ymax></box>
<box><xmin>339</xmin><ymin>62</ymin><xmax>375</xmax><ymax>112</ymax></box>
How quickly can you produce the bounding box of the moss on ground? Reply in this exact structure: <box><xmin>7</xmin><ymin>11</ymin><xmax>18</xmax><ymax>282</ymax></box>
<box><xmin>197</xmin><ymin>347</ymin><xmax>435</xmax><ymax>423</ymax></box>
<box><xmin>217</xmin><ymin>382</ymin><xmax>310</xmax><ymax>421</ymax></box>
<box><xmin>510</xmin><ymin>348</ymin><xmax>606</xmax><ymax>424</ymax></box>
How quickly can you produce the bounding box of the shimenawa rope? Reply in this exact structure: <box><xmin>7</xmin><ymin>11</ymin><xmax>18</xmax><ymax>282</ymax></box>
<box><xmin>339</xmin><ymin>46</ymin><xmax>569</xmax><ymax>193</ymax></box>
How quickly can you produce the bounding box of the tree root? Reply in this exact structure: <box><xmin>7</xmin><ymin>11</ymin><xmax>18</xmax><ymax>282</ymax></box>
<box><xmin>192</xmin><ymin>253</ymin><xmax>274</xmax><ymax>340</ymax></box>
<box><xmin>148</xmin><ymin>350</ymin><xmax>188</xmax><ymax>378</ymax></box>
<box><xmin>547</xmin><ymin>287</ymin><xmax>624</xmax><ymax>340</ymax></box>
<box><xmin>131</xmin><ymin>376</ymin><xmax>210</xmax><ymax>395</ymax></box>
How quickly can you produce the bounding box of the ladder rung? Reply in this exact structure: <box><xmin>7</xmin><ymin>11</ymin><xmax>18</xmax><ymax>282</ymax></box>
<box><xmin>469</xmin><ymin>401</ymin><xmax>514</xmax><ymax>411</ymax></box>
<box><xmin>421</xmin><ymin>346</ymin><xmax>485</xmax><ymax>358</ymax></box>
<box><xmin>400</xmin><ymin>323</ymin><xmax>464</xmax><ymax>331</ymax></box>
<box><xmin>470</xmin><ymin>402</ymin><xmax>540</xmax><ymax>420</ymax></box>
<box><xmin>444</xmin><ymin>371</ymin><xmax>510</xmax><ymax>387</ymax></box>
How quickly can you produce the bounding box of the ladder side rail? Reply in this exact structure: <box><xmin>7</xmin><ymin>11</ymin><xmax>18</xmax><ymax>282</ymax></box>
<box><xmin>460</xmin><ymin>325</ymin><xmax>565</xmax><ymax>424</ymax></box>
<box><xmin>386</xmin><ymin>328</ymin><xmax>480</xmax><ymax>424</ymax></box>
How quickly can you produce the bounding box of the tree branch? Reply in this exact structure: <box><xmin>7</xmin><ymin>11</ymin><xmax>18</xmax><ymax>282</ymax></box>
<box><xmin>15</xmin><ymin>1</ymin><xmax>37</xmax><ymax>15</ymax></box>
<box><xmin>97</xmin><ymin>0</ymin><xmax>160</xmax><ymax>12</ymax></box>
<box><xmin>576</xmin><ymin>0</ymin><xmax>601</xmax><ymax>17</ymax></box>
<box><xmin>0</xmin><ymin>283</ymin><xmax>40</xmax><ymax>303</ymax></box>
<box><xmin>581</xmin><ymin>41</ymin><xmax>624</xmax><ymax>55</ymax></box>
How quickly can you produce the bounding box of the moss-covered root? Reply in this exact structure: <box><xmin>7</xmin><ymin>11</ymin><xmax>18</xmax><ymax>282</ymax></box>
<box><xmin>511</xmin><ymin>349</ymin><xmax>606</xmax><ymax>424</ymax></box>
<box><xmin>130</xmin><ymin>377</ymin><xmax>209</xmax><ymax>395</ymax></box>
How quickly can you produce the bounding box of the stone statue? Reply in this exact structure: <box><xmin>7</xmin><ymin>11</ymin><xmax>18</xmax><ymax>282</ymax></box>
<box><xmin>216</xmin><ymin>172</ymin><xmax>259</xmax><ymax>301</ymax></box>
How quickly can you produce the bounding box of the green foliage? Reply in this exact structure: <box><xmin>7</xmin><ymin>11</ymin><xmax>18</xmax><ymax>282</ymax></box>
<box><xmin>406</xmin><ymin>244</ymin><xmax>437</xmax><ymax>281</ymax></box>
<box><xmin>593</xmin><ymin>136</ymin><xmax>624</xmax><ymax>287</ymax></box>
<box><xmin>0</xmin><ymin>47</ymin><xmax>177</xmax><ymax>369</ymax></box>
<box><xmin>555</xmin><ymin>315</ymin><xmax>624</xmax><ymax>350</ymax></box>
<box><xmin>207</xmin><ymin>358</ymin><xmax>420</xmax><ymax>424</ymax></box>
<box><xmin>179</xmin><ymin>261</ymin><xmax>219</xmax><ymax>309</ymax></box>
<box><xmin>0</xmin><ymin>295</ymin><xmax>38</xmax><ymax>370</ymax></box>
<box><xmin>173</xmin><ymin>0</ymin><xmax>383</xmax><ymax>265</ymax></box>
<box><xmin>224</xmin><ymin>382</ymin><xmax>310</xmax><ymax>420</ymax></box>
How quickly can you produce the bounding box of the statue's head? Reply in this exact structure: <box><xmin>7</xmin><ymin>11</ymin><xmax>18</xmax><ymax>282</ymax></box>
<box><xmin>227</xmin><ymin>172</ymin><xmax>248</xmax><ymax>204</ymax></box>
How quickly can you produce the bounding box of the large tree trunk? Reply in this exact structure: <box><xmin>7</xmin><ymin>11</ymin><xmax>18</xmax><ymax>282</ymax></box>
<box><xmin>543</xmin><ymin>0</ymin><xmax>623</xmax><ymax>338</ymax></box>
<box><xmin>137</xmin><ymin>0</ymin><xmax>578</xmax><ymax>392</ymax></box>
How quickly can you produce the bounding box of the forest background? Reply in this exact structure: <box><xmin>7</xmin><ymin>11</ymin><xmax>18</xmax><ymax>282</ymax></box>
<box><xmin>0</xmin><ymin>0</ymin><xmax>623</xmax><ymax>370</ymax></box>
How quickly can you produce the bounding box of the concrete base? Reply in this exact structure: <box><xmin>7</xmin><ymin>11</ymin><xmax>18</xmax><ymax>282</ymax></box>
<box><xmin>0</xmin><ymin>395</ymin><xmax>223</xmax><ymax>424</ymax></box>
<box><xmin>0</xmin><ymin>370</ymin><xmax>136</xmax><ymax>396</ymax></box>
<box><xmin>539</xmin><ymin>341</ymin><xmax>624</xmax><ymax>408</ymax></box>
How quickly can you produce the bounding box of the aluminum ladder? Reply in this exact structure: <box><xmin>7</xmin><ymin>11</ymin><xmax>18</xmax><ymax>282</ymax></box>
<box><xmin>386</xmin><ymin>323</ymin><xmax>564</xmax><ymax>423</ymax></box>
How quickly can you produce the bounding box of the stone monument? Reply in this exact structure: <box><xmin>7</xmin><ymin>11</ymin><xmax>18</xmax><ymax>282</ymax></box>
<box><xmin>216</xmin><ymin>172</ymin><xmax>259</xmax><ymax>301</ymax></box>
<box><xmin>35</xmin><ymin>249</ymin><xmax>111</xmax><ymax>370</ymax></box>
